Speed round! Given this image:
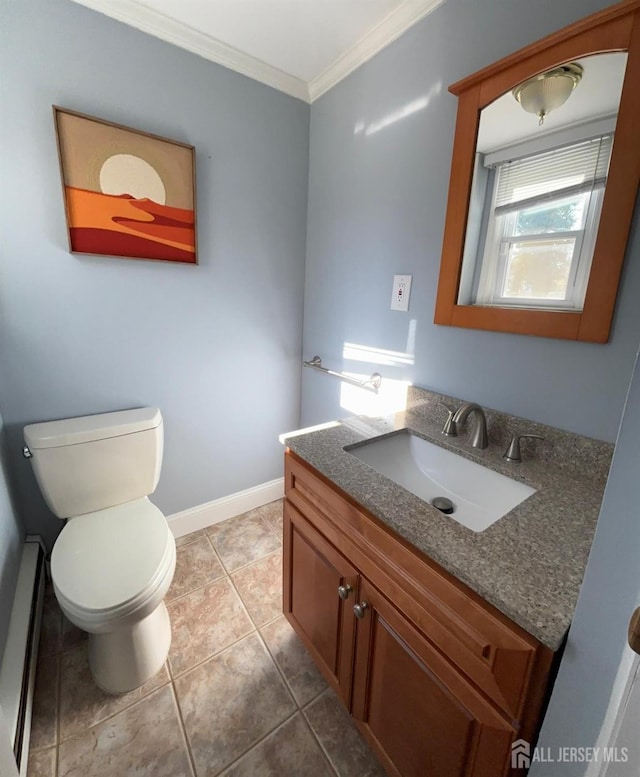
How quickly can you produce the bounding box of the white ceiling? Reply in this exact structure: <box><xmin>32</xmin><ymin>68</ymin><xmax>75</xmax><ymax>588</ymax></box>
<box><xmin>71</xmin><ymin>0</ymin><xmax>446</xmax><ymax>102</ymax></box>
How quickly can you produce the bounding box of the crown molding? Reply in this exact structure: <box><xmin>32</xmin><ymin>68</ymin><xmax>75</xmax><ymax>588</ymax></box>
<box><xmin>69</xmin><ymin>0</ymin><xmax>310</xmax><ymax>102</ymax></box>
<box><xmin>70</xmin><ymin>0</ymin><xmax>447</xmax><ymax>104</ymax></box>
<box><xmin>308</xmin><ymin>0</ymin><xmax>447</xmax><ymax>102</ymax></box>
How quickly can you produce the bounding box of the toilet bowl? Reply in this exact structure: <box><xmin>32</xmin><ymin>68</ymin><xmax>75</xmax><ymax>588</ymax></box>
<box><xmin>52</xmin><ymin>498</ymin><xmax>176</xmax><ymax>694</ymax></box>
<box><xmin>24</xmin><ymin>407</ymin><xmax>176</xmax><ymax>694</ymax></box>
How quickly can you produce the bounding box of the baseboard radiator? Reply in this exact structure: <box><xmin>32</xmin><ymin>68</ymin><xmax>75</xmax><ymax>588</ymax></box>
<box><xmin>0</xmin><ymin>539</ymin><xmax>46</xmax><ymax>777</ymax></box>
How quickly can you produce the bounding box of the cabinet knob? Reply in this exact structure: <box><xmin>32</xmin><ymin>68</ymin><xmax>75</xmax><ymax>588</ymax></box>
<box><xmin>338</xmin><ymin>584</ymin><xmax>353</xmax><ymax>600</ymax></box>
<box><xmin>353</xmin><ymin>602</ymin><xmax>369</xmax><ymax>619</ymax></box>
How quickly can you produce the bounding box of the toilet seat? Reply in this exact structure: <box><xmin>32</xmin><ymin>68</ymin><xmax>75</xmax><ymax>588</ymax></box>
<box><xmin>52</xmin><ymin>498</ymin><xmax>175</xmax><ymax>628</ymax></box>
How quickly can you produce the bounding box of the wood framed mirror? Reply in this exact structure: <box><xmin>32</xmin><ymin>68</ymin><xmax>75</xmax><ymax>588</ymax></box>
<box><xmin>434</xmin><ymin>0</ymin><xmax>640</xmax><ymax>342</ymax></box>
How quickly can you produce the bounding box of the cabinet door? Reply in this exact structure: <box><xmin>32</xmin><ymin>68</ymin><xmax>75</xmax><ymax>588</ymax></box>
<box><xmin>352</xmin><ymin>578</ymin><xmax>515</xmax><ymax>777</ymax></box>
<box><xmin>283</xmin><ymin>500</ymin><xmax>359</xmax><ymax>705</ymax></box>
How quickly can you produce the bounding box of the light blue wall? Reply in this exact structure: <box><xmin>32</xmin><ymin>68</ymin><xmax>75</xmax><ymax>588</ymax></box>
<box><xmin>0</xmin><ymin>0</ymin><xmax>309</xmax><ymax>548</ymax></box>
<box><xmin>302</xmin><ymin>0</ymin><xmax>640</xmax><ymax>443</ymax></box>
<box><xmin>532</xmin><ymin>351</ymin><xmax>640</xmax><ymax>773</ymax></box>
<box><xmin>0</xmin><ymin>410</ymin><xmax>24</xmax><ymax>663</ymax></box>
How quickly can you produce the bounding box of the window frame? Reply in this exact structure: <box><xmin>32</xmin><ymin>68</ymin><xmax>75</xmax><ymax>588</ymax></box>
<box><xmin>474</xmin><ymin>165</ymin><xmax>607</xmax><ymax>310</ymax></box>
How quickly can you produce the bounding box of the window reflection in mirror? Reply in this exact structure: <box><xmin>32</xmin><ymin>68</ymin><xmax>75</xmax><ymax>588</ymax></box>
<box><xmin>458</xmin><ymin>52</ymin><xmax>628</xmax><ymax>312</ymax></box>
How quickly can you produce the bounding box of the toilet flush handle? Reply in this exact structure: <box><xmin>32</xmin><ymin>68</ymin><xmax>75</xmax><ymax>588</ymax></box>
<box><xmin>22</xmin><ymin>446</ymin><xmax>32</xmax><ymax>458</ymax></box>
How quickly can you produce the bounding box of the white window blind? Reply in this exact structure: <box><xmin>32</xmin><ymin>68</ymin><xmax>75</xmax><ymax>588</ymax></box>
<box><xmin>493</xmin><ymin>135</ymin><xmax>613</xmax><ymax>215</ymax></box>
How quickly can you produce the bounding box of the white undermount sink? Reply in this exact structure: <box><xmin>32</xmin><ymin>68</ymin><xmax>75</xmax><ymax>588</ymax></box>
<box><xmin>346</xmin><ymin>431</ymin><xmax>535</xmax><ymax>532</ymax></box>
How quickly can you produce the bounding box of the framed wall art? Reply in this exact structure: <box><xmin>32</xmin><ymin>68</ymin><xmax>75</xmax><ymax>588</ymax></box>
<box><xmin>53</xmin><ymin>106</ymin><xmax>197</xmax><ymax>264</ymax></box>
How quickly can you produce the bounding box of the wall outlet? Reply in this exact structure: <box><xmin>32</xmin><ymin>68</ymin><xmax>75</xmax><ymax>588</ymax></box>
<box><xmin>390</xmin><ymin>274</ymin><xmax>412</xmax><ymax>311</ymax></box>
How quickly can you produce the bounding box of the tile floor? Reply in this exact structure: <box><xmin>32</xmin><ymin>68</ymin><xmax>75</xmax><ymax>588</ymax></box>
<box><xmin>27</xmin><ymin>500</ymin><xmax>386</xmax><ymax>777</ymax></box>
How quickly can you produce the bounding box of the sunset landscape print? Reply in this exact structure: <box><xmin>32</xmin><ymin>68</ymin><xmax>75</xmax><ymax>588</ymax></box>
<box><xmin>54</xmin><ymin>108</ymin><xmax>197</xmax><ymax>264</ymax></box>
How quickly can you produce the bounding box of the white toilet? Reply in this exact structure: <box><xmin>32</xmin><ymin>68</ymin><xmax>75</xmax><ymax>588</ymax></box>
<box><xmin>23</xmin><ymin>407</ymin><xmax>176</xmax><ymax>695</ymax></box>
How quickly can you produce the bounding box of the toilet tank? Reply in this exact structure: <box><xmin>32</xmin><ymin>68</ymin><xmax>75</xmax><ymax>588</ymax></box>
<box><xmin>24</xmin><ymin>408</ymin><xmax>163</xmax><ymax>518</ymax></box>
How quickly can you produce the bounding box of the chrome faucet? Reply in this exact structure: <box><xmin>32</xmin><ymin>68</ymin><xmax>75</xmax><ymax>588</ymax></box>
<box><xmin>451</xmin><ymin>402</ymin><xmax>489</xmax><ymax>449</ymax></box>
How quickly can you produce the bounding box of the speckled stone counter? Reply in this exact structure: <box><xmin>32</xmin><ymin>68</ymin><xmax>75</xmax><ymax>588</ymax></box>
<box><xmin>285</xmin><ymin>388</ymin><xmax>613</xmax><ymax>651</ymax></box>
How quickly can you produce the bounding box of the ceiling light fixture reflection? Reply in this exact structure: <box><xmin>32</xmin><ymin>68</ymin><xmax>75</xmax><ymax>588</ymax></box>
<box><xmin>512</xmin><ymin>63</ymin><xmax>583</xmax><ymax>125</ymax></box>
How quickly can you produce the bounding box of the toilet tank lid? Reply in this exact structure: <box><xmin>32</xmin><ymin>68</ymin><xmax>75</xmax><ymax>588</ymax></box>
<box><xmin>24</xmin><ymin>407</ymin><xmax>162</xmax><ymax>450</ymax></box>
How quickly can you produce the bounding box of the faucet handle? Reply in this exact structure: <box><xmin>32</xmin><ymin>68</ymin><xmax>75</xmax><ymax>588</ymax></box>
<box><xmin>503</xmin><ymin>434</ymin><xmax>544</xmax><ymax>463</ymax></box>
<box><xmin>438</xmin><ymin>402</ymin><xmax>457</xmax><ymax>436</ymax></box>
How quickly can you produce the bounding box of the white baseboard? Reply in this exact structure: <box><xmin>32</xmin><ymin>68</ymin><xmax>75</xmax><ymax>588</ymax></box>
<box><xmin>167</xmin><ymin>477</ymin><xmax>284</xmax><ymax>538</ymax></box>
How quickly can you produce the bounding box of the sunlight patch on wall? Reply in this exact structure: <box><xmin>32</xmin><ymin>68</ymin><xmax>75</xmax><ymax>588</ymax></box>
<box><xmin>340</xmin><ymin>375</ymin><xmax>411</xmax><ymax>417</ymax></box>
<box><xmin>353</xmin><ymin>83</ymin><xmax>442</xmax><ymax>138</ymax></box>
<box><xmin>343</xmin><ymin>342</ymin><xmax>415</xmax><ymax>366</ymax></box>
<box><xmin>279</xmin><ymin>420</ymin><xmax>340</xmax><ymax>445</ymax></box>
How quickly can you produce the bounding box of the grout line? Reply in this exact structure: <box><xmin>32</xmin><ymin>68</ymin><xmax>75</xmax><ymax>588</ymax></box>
<box><xmin>168</xmin><ymin>681</ymin><xmax>198</xmax><ymax>777</ymax></box>
<box><xmin>168</xmin><ymin>543</ymin><xmax>281</xmax><ymax>607</ymax></box>
<box><xmin>169</xmin><ymin>631</ymin><xmax>303</xmax><ymax>775</ymax></box>
<box><xmin>301</xmin><ymin>690</ymin><xmax>345</xmax><ymax>777</ymax></box>
<box><xmin>228</xmin><ymin>546</ymin><xmax>283</xmax><ymax>578</ymax></box>
<box><xmin>298</xmin><ymin>706</ymin><xmax>341</xmax><ymax>777</ymax></box>
<box><xmin>256</xmin><ymin>611</ymin><xmax>283</xmax><ymax>630</ymax></box>
<box><xmin>173</xmin><ymin>530</ymin><xmax>206</xmax><ymax>548</ymax></box>
<box><xmin>219</xmin><ymin>542</ymin><xmax>283</xmax><ymax>577</ymax></box>
<box><xmin>257</xmin><ymin>511</ymin><xmax>282</xmax><ymax>543</ymax></box>
<box><xmin>215</xmin><ymin>710</ymin><xmax>300</xmax><ymax>777</ymax></box>
<box><xmin>168</xmin><ymin>626</ymin><xmax>257</xmax><ymax>682</ymax></box>
<box><xmin>57</xmin><ymin>628</ymin><xmax>88</xmax><ymax>656</ymax></box>
<box><xmin>165</xmin><ymin>567</ymin><xmax>228</xmax><ymax>605</ymax></box>
<box><xmin>226</xmin><ymin>562</ymin><xmax>282</xmax><ymax>634</ymax></box>
<box><xmin>301</xmin><ymin>686</ymin><xmax>331</xmax><ymax>713</ymax></box>
<box><xmin>58</xmin><ymin>681</ymin><xmax>172</xmax><ymax>745</ymax></box>
<box><xmin>204</xmin><ymin>536</ymin><xmax>226</xmax><ymax>570</ymax></box>
<box><xmin>254</xmin><ymin>626</ymin><xmax>299</xmax><ymax>710</ymax></box>
<box><xmin>55</xmin><ymin>648</ymin><xmax>62</xmax><ymax>776</ymax></box>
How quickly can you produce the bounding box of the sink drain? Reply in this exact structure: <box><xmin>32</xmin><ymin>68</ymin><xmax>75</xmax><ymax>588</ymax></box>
<box><xmin>432</xmin><ymin>496</ymin><xmax>454</xmax><ymax>514</ymax></box>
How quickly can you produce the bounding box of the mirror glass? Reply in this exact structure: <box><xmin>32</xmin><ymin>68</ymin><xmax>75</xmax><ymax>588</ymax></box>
<box><xmin>457</xmin><ymin>52</ymin><xmax>628</xmax><ymax>312</ymax></box>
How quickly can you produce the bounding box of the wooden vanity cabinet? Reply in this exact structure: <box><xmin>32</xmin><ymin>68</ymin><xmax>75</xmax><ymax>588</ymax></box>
<box><xmin>284</xmin><ymin>451</ymin><xmax>555</xmax><ymax>777</ymax></box>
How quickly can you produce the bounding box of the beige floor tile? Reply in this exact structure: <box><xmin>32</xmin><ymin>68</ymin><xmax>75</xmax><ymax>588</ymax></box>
<box><xmin>61</xmin><ymin>614</ymin><xmax>87</xmax><ymax>652</ymax></box>
<box><xmin>29</xmin><ymin>655</ymin><xmax>59</xmax><ymax>751</ymax></box>
<box><xmin>175</xmin><ymin>529</ymin><xmax>205</xmax><ymax>548</ymax></box>
<box><xmin>304</xmin><ymin>689</ymin><xmax>385</xmax><ymax>777</ymax></box>
<box><xmin>256</xmin><ymin>500</ymin><xmax>284</xmax><ymax>538</ymax></box>
<box><xmin>167</xmin><ymin>536</ymin><xmax>225</xmax><ymax>601</ymax></box>
<box><xmin>220</xmin><ymin>713</ymin><xmax>333</xmax><ymax>777</ymax></box>
<box><xmin>59</xmin><ymin>643</ymin><xmax>170</xmax><ymax>741</ymax></box>
<box><xmin>38</xmin><ymin>589</ymin><xmax>62</xmax><ymax>658</ymax></box>
<box><xmin>58</xmin><ymin>685</ymin><xmax>193</xmax><ymax>777</ymax></box>
<box><xmin>231</xmin><ymin>551</ymin><xmax>283</xmax><ymax>627</ymax></box>
<box><xmin>260</xmin><ymin>615</ymin><xmax>327</xmax><ymax>707</ymax></box>
<box><xmin>206</xmin><ymin>511</ymin><xmax>280</xmax><ymax>572</ymax></box>
<box><xmin>168</xmin><ymin>577</ymin><xmax>254</xmax><ymax>676</ymax></box>
<box><xmin>27</xmin><ymin>747</ymin><xmax>56</xmax><ymax>777</ymax></box>
<box><xmin>174</xmin><ymin>633</ymin><xmax>296</xmax><ymax>777</ymax></box>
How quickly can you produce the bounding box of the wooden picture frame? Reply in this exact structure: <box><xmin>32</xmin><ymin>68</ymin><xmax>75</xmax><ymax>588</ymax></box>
<box><xmin>433</xmin><ymin>0</ymin><xmax>640</xmax><ymax>342</ymax></box>
<box><xmin>53</xmin><ymin>107</ymin><xmax>197</xmax><ymax>264</ymax></box>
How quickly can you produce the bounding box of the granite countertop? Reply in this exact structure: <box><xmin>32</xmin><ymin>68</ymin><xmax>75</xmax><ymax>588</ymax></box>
<box><xmin>285</xmin><ymin>395</ymin><xmax>612</xmax><ymax>651</ymax></box>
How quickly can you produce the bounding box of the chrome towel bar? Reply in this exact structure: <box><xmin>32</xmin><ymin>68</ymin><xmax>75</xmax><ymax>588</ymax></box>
<box><xmin>303</xmin><ymin>356</ymin><xmax>382</xmax><ymax>394</ymax></box>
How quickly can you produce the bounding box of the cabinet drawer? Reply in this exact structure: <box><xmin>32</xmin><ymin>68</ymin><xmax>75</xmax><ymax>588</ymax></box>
<box><xmin>285</xmin><ymin>450</ymin><xmax>552</xmax><ymax>724</ymax></box>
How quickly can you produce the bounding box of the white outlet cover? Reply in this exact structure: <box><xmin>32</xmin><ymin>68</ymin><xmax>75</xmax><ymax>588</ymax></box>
<box><xmin>391</xmin><ymin>274</ymin><xmax>412</xmax><ymax>311</ymax></box>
